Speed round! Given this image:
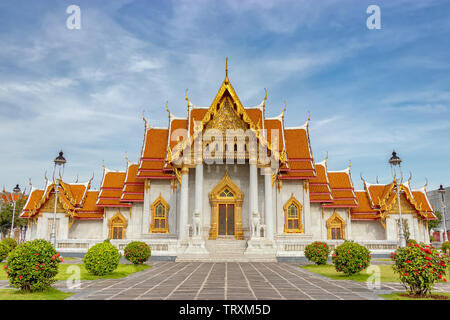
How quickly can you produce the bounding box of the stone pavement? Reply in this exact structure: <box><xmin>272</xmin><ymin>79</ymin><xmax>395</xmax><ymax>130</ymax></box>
<box><xmin>1</xmin><ymin>262</ymin><xmax>448</xmax><ymax>300</ymax></box>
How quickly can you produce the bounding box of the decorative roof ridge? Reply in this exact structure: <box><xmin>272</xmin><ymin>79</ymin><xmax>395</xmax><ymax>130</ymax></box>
<box><xmin>328</xmin><ymin>168</ymin><xmax>351</xmax><ymax>174</ymax></box>
<box><xmin>22</xmin><ymin>186</ymin><xmax>39</xmax><ymax>211</ymax></box>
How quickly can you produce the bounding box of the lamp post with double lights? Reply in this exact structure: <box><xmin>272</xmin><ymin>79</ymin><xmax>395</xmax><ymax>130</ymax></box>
<box><xmin>50</xmin><ymin>151</ymin><xmax>66</xmax><ymax>247</ymax></box>
<box><xmin>9</xmin><ymin>184</ymin><xmax>21</xmax><ymax>239</ymax></box>
<box><xmin>438</xmin><ymin>185</ymin><xmax>448</xmax><ymax>242</ymax></box>
<box><xmin>389</xmin><ymin>151</ymin><xmax>406</xmax><ymax>248</ymax></box>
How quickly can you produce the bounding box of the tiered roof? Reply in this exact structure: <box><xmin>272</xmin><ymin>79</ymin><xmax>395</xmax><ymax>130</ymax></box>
<box><xmin>21</xmin><ymin>179</ymin><xmax>103</xmax><ymax>220</ymax></box>
<box><xmin>350</xmin><ymin>180</ymin><xmax>436</xmax><ymax>221</ymax></box>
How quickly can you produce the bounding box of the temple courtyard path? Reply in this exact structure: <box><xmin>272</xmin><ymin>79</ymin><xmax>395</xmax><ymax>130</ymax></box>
<box><xmin>1</xmin><ymin>262</ymin><xmax>449</xmax><ymax>300</ymax></box>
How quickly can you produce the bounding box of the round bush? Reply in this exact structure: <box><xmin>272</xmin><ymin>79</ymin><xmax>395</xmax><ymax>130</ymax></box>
<box><xmin>124</xmin><ymin>241</ymin><xmax>151</xmax><ymax>265</ymax></box>
<box><xmin>407</xmin><ymin>239</ymin><xmax>417</xmax><ymax>246</ymax></box>
<box><xmin>83</xmin><ymin>242</ymin><xmax>120</xmax><ymax>276</ymax></box>
<box><xmin>5</xmin><ymin>239</ymin><xmax>62</xmax><ymax>292</ymax></box>
<box><xmin>0</xmin><ymin>242</ymin><xmax>9</xmax><ymax>262</ymax></box>
<box><xmin>441</xmin><ymin>241</ymin><xmax>450</xmax><ymax>254</ymax></box>
<box><xmin>304</xmin><ymin>241</ymin><xmax>330</xmax><ymax>265</ymax></box>
<box><xmin>2</xmin><ymin>238</ymin><xmax>17</xmax><ymax>251</ymax></box>
<box><xmin>391</xmin><ymin>242</ymin><xmax>449</xmax><ymax>296</ymax></box>
<box><xmin>332</xmin><ymin>241</ymin><xmax>371</xmax><ymax>275</ymax></box>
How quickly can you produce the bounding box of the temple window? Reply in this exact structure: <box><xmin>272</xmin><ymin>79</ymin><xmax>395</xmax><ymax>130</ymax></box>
<box><xmin>108</xmin><ymin>211</ymin><xmax>127</xmax><ymax>240</ymax></box>
<box><xmin>283</xmin><ymin>194</ymin><xmax>303</xmax><ymax>233</ymax></box>
<box><xmin>151</xmin><ymin>195</ymin><xmax>170</xmax><ymax>233</ymax></box>
<box><xmin>326</xmin><ymin>210</ymin><xmax>346</xmax><ymax>240</ymax></box>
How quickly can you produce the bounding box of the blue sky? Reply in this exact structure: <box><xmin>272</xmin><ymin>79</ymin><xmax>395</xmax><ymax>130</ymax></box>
<box><xmin>0</xmin><ymin>0</ymin><xmax>449</xmax><ymax>193</ymax></box>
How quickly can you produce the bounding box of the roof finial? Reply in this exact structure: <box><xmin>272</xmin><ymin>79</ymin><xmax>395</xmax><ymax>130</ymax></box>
<box><xmin>102</xmin><ymin>160</ymin><xmax>105</xmax><ymax>169</ymax></box>
<box><xmin>324</xmin><ymin>151</ymin><xmax>328</xmax><ymax>164</ymax></box>
<box><xmin>28</xmin><ymin>178</ymin><xmax>32</xmax><ymax>188</ymax></box>
<box><xmin>348</xmin><ymin>160</ymin><xmax>352</xmax><ymax>170</ymax></box>
<box><xmin>124</xmin><ymin>152</ymin><xmax>130</xmax><ymax>166</ymax></box>
<box><xmin>424</xmin><ymin>177</ymin><xmax>428</xmax><ymax>189</ymax></box>
<box><xmin>407</xmin><ymin>171</ymin><xmax>412</xmax><ymax>185</ymax></box>
<box><xmin>281</xmin><ymin>101</ymin><xmax>287</xmax><ymax>119</ymax></box>
<box><xmin>306</xmin><ymin>111</ymin><xmax>311</xmax><ymax>128</ymax></box>
<box><xmin>263</xmin><ymin>88</ymin><xmax>267</xmax><ymax>103</ymax></box>
<box><xmin>75</xmin><ymin>174</ymin><xmax>79</xmax><ymax>183</ymax></box>
<box><xmin>142</xmin><ymin>111</ymin><xmax>148</xmax><ymax>129</ymax></box>
<box><xmin>90</xmin><ymin>172</ymin><xmax>94</xmax><ymax>183</ymax></box>
<box><xmin>360</xmin><ymin>173</ymin><xmax>366</xmax><ymax>183</ymax></box>
<box><xmin>165</xmin><ymin>101</ymin><xmax>171</xmax><ymax>120</ymax></box>
<box><xmin>225</xmin><ymin>57</ymin><xmax>228</xmax><ymax>79</ymax></box>
<box><xmin>376</xmin><ymin>176</ymin><xmax>379</xmax><ymax>184</ymax></box>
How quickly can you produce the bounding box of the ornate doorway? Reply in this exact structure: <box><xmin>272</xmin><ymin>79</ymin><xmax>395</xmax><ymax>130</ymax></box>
<box><xmin>209</xmin><ymin>171</ymin><xmax>244</xmax><ymax>239</ymax></box>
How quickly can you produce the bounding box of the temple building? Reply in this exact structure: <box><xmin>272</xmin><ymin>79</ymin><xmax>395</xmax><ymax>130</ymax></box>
<box><xmin>20</xmin><ymin>64</ymin><xmax>436</xmax><ymax>261</ymax></box>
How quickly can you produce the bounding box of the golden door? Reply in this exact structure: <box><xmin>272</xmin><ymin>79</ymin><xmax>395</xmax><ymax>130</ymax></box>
<box><xmin>218</xmin><ymin>203</ymin><xmax>235</xmax><ymax>236</ymax></box>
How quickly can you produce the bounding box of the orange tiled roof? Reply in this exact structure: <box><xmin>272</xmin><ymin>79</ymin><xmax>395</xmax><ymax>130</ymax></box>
<box><xmin>323</xmin><ymin>170</ymin><xmax>358</xmax><ymax>208</ymax></box>
<box><xmin>309</xmin><ymin>162</ymin><xmax>333</xmax><ymax>203</ymax></box>
<box><xmin>97</xmin><ymin>170</ymin><xmax>131</xmax><ymax>207</ymax></box>
<box><xmin>121</xmin><ymin>163</ymin><xmax>144</xmax><ymax>203</ymax></box>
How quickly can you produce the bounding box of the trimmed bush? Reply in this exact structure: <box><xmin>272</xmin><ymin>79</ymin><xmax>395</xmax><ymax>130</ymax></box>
<box><xmin>332</xmin><ymin>241</ymin><xmax>371</xmax><ymax>275</ymax></box>
<box><xmin>0</xmin><ymin>242</ymin><xmax>9</xmax><ymax>262</ymax></box>
<box><xmin>391</xmin><ymin>242</ymin><xmax>449</xmax><ymax>296</ymax></box>
<box><xmin>83</xmin><ymin>242</ymin><xmax>120</xmax><ymax>276</ymax></box>
<box><xmin>5</xmin><ymin>239</ymin><xmax>62</xmax><ymax>292</ymax></box>
<box><xmin>304</xmin><ymin>241</ymin><xmax>330</xmax><ymax>265</ymax></box>
<box><xmin>441</xmin><ymin>241</ymin><xmax>450</xmax><ymax>254</ymax></box>
<box><xmin>2</xmin><ymin>238</ymin><xmax>17</xmax><ymax>251</ymax></box>
<box><xmin>430</xmin><ymin>235</ymin><xmax>434</xmax><ymax>242</ymax></box>
<box><xmin>124</xmin><ymin>241</ymin><xmax>151</xmax><ymax>265</ymax></box>
<box><xmin>407</xmin><ymin>239</ymin><xmax>417</xmax><ymax>246</ymax></box>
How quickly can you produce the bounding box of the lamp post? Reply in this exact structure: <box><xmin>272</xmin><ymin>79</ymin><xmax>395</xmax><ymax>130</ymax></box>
<box><xmin>438</xmin><ymin>185</ymin><xmax>448</xmax><ymax>242</ymax></box>
<box><xmin>50</xmin><ymin>151</ymin><xmax>66</xmax><ymax>247</ymax></box>
<box><xmin>389</xmin><ymin>151</ymin><xmax>406</xmax><ymax>247</ymax></box>
<box><xmin>9</xmin><ymin>184</ymin><xmax>21</xmax><ymax>239</ymax></box>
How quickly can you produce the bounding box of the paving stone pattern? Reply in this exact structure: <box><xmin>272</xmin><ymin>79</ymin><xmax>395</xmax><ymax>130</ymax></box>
<box><xmin>1</xmin><ymin>262</ymin><xmax>448</xmax><ymax>300</ymax></box>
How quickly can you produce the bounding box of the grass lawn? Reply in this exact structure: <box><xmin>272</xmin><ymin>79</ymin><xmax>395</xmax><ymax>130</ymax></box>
<box><xmin>380</xmin><ymin>292</ymin><xmax>450</xmax><ymax>300</ymax></box>
<box><xmin>0</xmin><ymin>287</ymin><xmax>73</xmax><ymax>300</ymax></box>
<box><xmin>0</xmin><ymin>262</ymin><xmax>150</xmax><ymax>281</ymax></box>
<box><xmin>301</xmin><ymin>264</ymin><xmax>400</xmax><ymax>282</ymax></box>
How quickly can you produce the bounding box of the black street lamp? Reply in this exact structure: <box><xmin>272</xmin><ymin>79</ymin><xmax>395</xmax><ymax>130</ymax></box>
<box><xmin>389</xmin><ymin>150</ymin><xmax>406</xmax><ymax>247</ymax></box>
<box><xmin>50</xmin><ymin>151</ymin><xmax>67</xmax><ymax>247</ymax></box>
<box><xmin>9</xmin><ymin>184</ymin><xmax>21</xmax><ymax>239</ymax></box>
<box><xmin>438</xmin><ymin>185</ymin><xmax>448</xmax><ymax>242</ymax></box>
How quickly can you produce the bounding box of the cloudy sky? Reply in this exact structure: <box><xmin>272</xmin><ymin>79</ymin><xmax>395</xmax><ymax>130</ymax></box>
<box><xmin>0</xmin><ymin>0</ymin><xmax>449</xmax><ymax>193</ymax></box>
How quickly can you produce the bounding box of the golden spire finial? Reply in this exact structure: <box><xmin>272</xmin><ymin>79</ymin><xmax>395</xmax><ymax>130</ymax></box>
<box><xmin>102</xmin><ymin>160</ymin><xmax>105</xmax><ymax>169</ymax></box>
<box><xmin>281</xmin><ymin>101</ymin><xmax>287</xmax><ymax>119</ymax></box>
<box><xmin>142</xmin><ymin>111</ymin><xmax>148</xmax><ymax>129</ymax></box>
<box><xmin>165</xmin><ymin>101</ymin><xmax>171</xmax><ymax>120</ymax></box>
<box><xmin>306</xmin><ymin>111</ymin><xmax>311</xmax><ymax>127</ymax></box>
<box><xmin>348</xmin><ymin>160</ymin><xmax>352</xmax><ymax>170</ymax></box>
<box><xmin>324</xmin><ymin>151</ymin><xmax>328</xmax><ymax>164</ymax></box>
<box><xmin>263</xmin><ymin>88</ymin><xmax>267</xmax><ymax>103</ymax></box>
<box><xmin>124</xmin><ymin>152</ymin><xmax>130</xmax><ymax>166</ymax></box>
<box><xmin>225</xmin><ymin>57</ymin><xmax>228</xmax><ymax>79</ymax></box>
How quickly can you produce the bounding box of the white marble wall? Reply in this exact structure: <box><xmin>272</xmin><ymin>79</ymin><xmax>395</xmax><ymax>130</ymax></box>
<box><xmin>352</xmin><ymin>220</ymin><xmax>386</xmax><ymax>240</ymax></box>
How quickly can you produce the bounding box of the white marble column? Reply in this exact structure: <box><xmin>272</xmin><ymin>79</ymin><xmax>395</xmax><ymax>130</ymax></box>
<box><xmin>347</xmin><ymin>209</ymin><xmax>352</xmax><ymax>240</ymax></box>
<box><xmin>193</xmin><ymin>163</ymin><xmax>203</xmax><ymax>237</ymax></box>
<box><xmin>179</xmin><ymin>167</ymin><xmax>189</xmax><ymax>241</ymax></box>
<box><xmin>249</xmin><ymin>163</ymin><xmax>260</xmax><ymax>239</ymax></box>
<box><xmin>264</xmin><ymin>168</ymin><xmax>273</xmax><ymax>240</ymax></box>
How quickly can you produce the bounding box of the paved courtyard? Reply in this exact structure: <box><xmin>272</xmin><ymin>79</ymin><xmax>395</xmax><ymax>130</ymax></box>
<box><xmin>1</xmin><ymin>262</ymin><xmax>448</xmax><ymax>300</ymax></box>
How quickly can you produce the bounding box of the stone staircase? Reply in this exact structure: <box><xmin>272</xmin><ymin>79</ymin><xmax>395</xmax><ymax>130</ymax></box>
<box><xmin>175</xmin><ymin>238</ymin><xmax>277</xmax><ymax>262</ymax></box>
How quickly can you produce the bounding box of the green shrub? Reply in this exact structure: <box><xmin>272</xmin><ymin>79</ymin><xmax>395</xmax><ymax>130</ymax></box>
<box><xmin>407</xmin><ymin>239</ymin><xmax>417</xmax><ymax>246</ymax></box>
<box><xmin>5</xmin><ymin>239</ymin><xmax>62</xmax><ymax>292</ymax></box>
<box><xmin>83</xmin><ymin>242</ymin><xmax>120</xmax><ymax>276</ymax></box>
<box><xmin>0</xmin><ymin>242</ymin><xmax>9</xmax><ymax>262</ymax></box>
<box><xmin>430</xmin><ymin>235</ymin><xmax>434</xmax><ymax>242</ymax></box>
<box><xmin>332</xmin><ymin>241</ymin><xmax>371</xmax><ymax>275</ymax></box>
<box><xmin>391</xmin><ymin>242</ymin><xmax>449</xmax><ymax>296</ymax></box>
<box><xmin>441</xmin><ymin>241</ymin><xmax>450</xmax><ymax>254</ymax></box>
<box><xmin>304</xmin><ymin>241</ymin><xmax>330</xmax><ymax>265</ymax></box>
<box><xmin>2</xmin><ymin>238</ymin><xmax>17</xmax><ymax>251</ymax></box>
<box><xmin>124</xmin><ymin>241</ymin><xmax>151</xmax><ymax>265</ymax></box>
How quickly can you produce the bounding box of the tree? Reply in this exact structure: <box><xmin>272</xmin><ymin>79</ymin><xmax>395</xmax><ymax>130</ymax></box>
<box><xmin>428</xmin><ymin>210</ymin><xmax>443</xmax><ymax>232</ymax></box>
<box><xmin>397</xmin><ymin>219</ymin><xmax>410</xmax><ymax>241</ymax></box>
<box><xmin>0</xmin><ymin>198</ymin><xmax>27</xmax><ymax>237</ymax></box>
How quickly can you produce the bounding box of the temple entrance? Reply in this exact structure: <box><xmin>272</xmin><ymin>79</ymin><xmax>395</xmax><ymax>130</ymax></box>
<box><xmin>209</xmin><ymin>171</ymin><xmax>244</xmax><ymax>240</ymax></box>
<box><xmin>218</xmin><ymin>203</ymin><xmax>235</xmax><ymax>236</ymax></box>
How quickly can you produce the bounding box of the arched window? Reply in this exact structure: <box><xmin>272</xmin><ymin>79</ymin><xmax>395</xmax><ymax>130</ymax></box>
<box><xmin>108</xmin><ymin>211</ymin><xmax>127</xmax><ymax>239</ymax></box>
<box><xmin>327</xmin><ymin>210</ymin><xmax>346</xmax><ymax>240</ymax></box>
<box><xmin>283</xmin><ymin>194</ymin><xmax>303</xmax><ymax>233</ymax></box>
<box><xmin>150</xmin><ymin>195</ymin><xmax>170</xmax><ymax>233</ymax></box>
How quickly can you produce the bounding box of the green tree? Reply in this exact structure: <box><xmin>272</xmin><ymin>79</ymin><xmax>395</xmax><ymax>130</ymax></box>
<box><xmin>0</xmin><ymin>198</ymin><xmax>27</xmax><ymax>237</ymax></box>
<box><xmin>428</xmin><ymin>210</ymin><xmax>442</xmax><ymax>232</ymax></box>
